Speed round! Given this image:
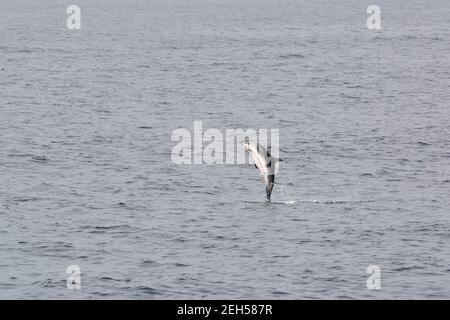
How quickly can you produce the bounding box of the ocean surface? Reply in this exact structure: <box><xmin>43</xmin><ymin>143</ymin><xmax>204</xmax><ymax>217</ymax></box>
<box><xmin>1</xmin><ymin>0</ymin><xmax>449</xmax><ymax>299</ymax></box>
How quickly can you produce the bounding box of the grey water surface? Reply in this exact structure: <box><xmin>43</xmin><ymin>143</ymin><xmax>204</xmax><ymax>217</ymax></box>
<box><xmin>1</xmin><ymin>0</ymin><xmax>450</xmax><ymax>299</ymax></box>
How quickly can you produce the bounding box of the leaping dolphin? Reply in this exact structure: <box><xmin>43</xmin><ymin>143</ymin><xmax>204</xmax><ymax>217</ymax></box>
<box><xmin>244</xmin><ymin>142</ymin><xmax>281</xmax><ymax>202</ymax></box>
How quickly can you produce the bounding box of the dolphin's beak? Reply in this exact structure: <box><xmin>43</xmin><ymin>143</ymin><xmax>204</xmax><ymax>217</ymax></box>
<box><xmin>240</xmin><ymin>142</ymin><xmax>249</xmax><ymax>152</ymax></box>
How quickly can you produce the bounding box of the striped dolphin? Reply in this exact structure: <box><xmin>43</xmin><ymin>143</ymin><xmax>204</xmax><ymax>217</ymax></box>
<box><xmin>244</xmin><ymin>142</ymin><xmax>281</xmax><ymax>202</ymax></box>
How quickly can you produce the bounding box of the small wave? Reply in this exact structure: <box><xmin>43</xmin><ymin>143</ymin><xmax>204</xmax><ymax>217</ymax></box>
<box><xmin>271</xmin><ymin>291</ymin><xmax>290</xmax><ymax>295</ymax></box>
<box><xmin>174</xmin><ymin>262</ymin><xmax>190</xmax><ymax>267</ymax></box>
<box><xmin>97</xmin><ymin>225</ymin><xmax>130</xmax><ymax>230</ymax></box>
<box><xmin>393</xmin><ymin>266</ymin><xmax>426</xmax><ymax>272</ymax></box>
<box><xmin>136</xmin><ymin>286</ymin><xmax>161</xmax><ymax>295</ymax></box>
<box><xmin>30</xmin><ymin>155</ymin><xmax>49</xmax><ymax>163</ymax></box>
<box><xmin>297</xmin><ymin>199</ymin><xmax>374</xmax><ymax>204</ymax></box>
<box><xmin>245</xmin><ymin>197</ymin><xmax>373</xmax><ymax>206</ymax></box>
<box><xmin>98</xmin><ymin>276</ymin><xmax>131</xmax><ymax>283</ymax></box>
<box><xmin>13</xmin><ymin>197</ymin><xmax>39</xmax><ymax>203</ymax></box>
<box><xmin>7</xmin><ymin>153</ymin><xmax>34</xmax><ymax>158</ymax></box>
<box><xmin>80</xmin><ymin>224</ymin><xmax>131</xmax><ymax>233</ymax></box>
<box><xmin>279</xmin><ymin>53</ymin><xmax>304</xmax><ymax>59</ymax></box>
<box><xmin>360</xmin><ymin>173</ymin><xmax>374</xmax><ymax>177</ymax></box>
<box><xmin>33</xmin><ymin>279</ymin><xmax>65</xmax><ymax>288</ymax></box>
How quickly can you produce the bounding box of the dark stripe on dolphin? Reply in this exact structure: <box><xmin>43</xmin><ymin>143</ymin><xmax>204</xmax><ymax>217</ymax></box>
<box><xmin>266</xmin><ymin>175</ymin><xmax>275</xmax><ymax>201</ymax></box>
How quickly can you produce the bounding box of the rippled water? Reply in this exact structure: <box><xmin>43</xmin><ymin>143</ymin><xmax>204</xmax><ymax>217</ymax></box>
<box><xmin>1</xmin><ymin>0</ymin><xmax>449</xmax><ymax>299</ymax></box>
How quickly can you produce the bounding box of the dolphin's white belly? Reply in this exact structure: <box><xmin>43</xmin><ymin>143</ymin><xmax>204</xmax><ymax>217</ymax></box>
<box><xmin>250</xmin><ymin>153</ymin><xmax>268</xmax><ymax>176</ymax></box>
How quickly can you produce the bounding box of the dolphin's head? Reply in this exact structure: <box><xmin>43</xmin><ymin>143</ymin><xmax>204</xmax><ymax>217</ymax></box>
<box><xmin>244</xmin><ymin>142</ymin><xmax>261</xmax><ymax>154</ymax></box>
